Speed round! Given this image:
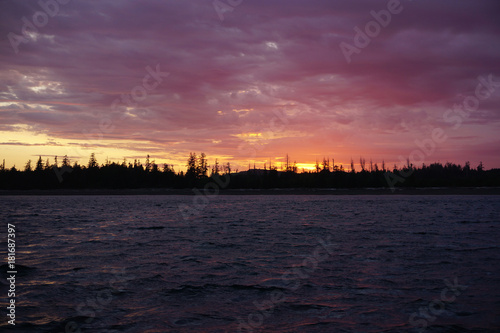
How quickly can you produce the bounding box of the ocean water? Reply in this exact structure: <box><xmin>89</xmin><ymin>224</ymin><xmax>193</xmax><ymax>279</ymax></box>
<box><xmin>1</xmin><ymin>194</ymin><xmax>499</xmax><ymax>332</ymax></box>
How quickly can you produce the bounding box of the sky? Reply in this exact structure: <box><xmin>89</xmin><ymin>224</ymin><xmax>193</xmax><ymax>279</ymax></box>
<box><xmin>1</xmin><ymin>0</ymin><xmax>500</xmax><ymax>172</ymax></box>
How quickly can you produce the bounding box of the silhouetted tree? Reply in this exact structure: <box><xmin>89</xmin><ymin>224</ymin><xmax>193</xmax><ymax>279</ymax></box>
<box><xmin>36</xmin><ymin>156</ymin><xmax>44</xmax><ymax>171</ymax></box>
<box><xmin>224</xmin><ymin>162</ymin><xmax>231</xmax><ymax>174</ymax></box>
<box><xmin>25</xmin><ymin>160</ymin><xmax>32</xmax><ymax>172</ymax></box>
<box><xmin>360</xmin><ymin>157</ymin><xmax>366</xmax><ymax>172</ymax></box>
<box><xmin>211</xmin><ymin>158</ymin><xmax>220</xmax><ymax>176</ymax></box>
<box><xmin>197</xmin><ymin>153</ymin><xmax>208</xmax><ymax>177</ymax></box>
<box><xmin>88</xmin><ymin>153</ymin><xmax>98</xmax><ymax>169</ymax></box>
<box><xmin>145</xmin><ymin>154</ymin><xmax>151</xmax><ymax>172</ymax></box>
<box><xmin>1</xmin><ymin>154</ymin><xmax>499</xmax><ymax>190</ymax></box>
<box><xmin>322</xmin><ymin>157</ymin><xmax>330</xmax><ymax>172</ymax></box>
<box><xmin>151</xmin><ymin>160</ymin><xmax>159</xmax><ymax>173</ymax></box>
<box><xmin>62</xmin><ymin>155</ymin><xmax>70</xmax><ymax>167</ymax></box>
<box><xmin>44</xmin><ymin>158</ymin><xmax>51</xmax><ymax>171</ymax></box>
<box><xmin>163</xmin><ymin>163</ymin><xmax>174</xmax><ymax>174</ymax></box>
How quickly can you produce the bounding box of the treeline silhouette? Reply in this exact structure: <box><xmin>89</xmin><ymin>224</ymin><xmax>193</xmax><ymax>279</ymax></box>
<box><xmin>0</xmin><ymin>153</ymin><xmax>499</xmax><ymax>190</ymax></box>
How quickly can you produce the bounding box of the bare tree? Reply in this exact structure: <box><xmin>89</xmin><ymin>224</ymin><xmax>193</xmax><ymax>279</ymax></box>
<box><xmin>322</xmin><ymin>157</ymin><xmax>329</xmax><ymax>172</ymax></box>
<box><xmin>360</xmin><ymin>157</ymin><xmax>366</xmax><ymax>172</ymax></box>
<box><xmin>224</xmin><ymin>162</ymin><xmax>231</xmax><ymax>174</ymax></box>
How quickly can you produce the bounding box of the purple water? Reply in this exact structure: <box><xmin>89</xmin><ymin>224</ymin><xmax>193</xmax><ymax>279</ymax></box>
<box><xmin>1</xmin><ymin>195</ymin><xmax>499</xmax><ymax>332</ymax></box>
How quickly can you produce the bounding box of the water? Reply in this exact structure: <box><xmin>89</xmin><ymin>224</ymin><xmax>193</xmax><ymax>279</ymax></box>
<box><xmin>1</xmin><ymin>195</ymin><xmax>499</xmax><ymax>332</ymax></box>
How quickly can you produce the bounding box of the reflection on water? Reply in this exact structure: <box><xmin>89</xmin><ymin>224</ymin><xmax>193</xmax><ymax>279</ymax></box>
<box><xmin>0</xmin><ymin>195</ymin><xmax>499</xmax><ymax>332</ymax></box>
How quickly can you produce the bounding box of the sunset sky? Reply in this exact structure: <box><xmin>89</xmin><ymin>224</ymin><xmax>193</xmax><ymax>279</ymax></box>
<box><xmin>1</xmin><ymin>0</ymin><xmax>499</xmax><ymax>172</ymax></box>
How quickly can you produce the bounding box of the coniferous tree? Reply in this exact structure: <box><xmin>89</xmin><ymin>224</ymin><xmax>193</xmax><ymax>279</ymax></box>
<box><xmin>198</xmin><ymin>153</ymin><xmax>208</xmax><ymax>177</ymax></box>
<box><xmin>44</xmin><ymin>158</ymin><xmax>51</xmax><ymax>171</ymax></box>
<box><xmin>145</xmin><ymin>154</ymin><xmax>151</xmax><ymax>172</ymax></box>
<box><xmin>214</xmin><ymin>158</ymin><xmax>220</xmax><ymax>175</ymax></box>
<box><xmin>25</xmin><ymin>159</ymin><xmax>32</xmax><ymax>172</ymax></box>
<box><xmin>62</xmin><ymin>155</ymin><xmax>70</xmax><ymax>167</ymax></box>
<box><xmin>36</xmin><ymin>156</ymin><xmax>44</xmax><ymax>171</ymax></box>
<box><xmin>88</xmin><ymin>153</ymin><xmax>98</xmax><ymax>169</ymax></box>
<box><xmin>186</xmin><ymin>152</ymin><xmax>197</xmax><ymax>178</ymax></box>
<box><xmin>163</xmin><ymin>163</ymin><xmax>174</xmax><ymax>174</ymax></box>
<box><xmin>1</xmin><ymin>153</ymin><xmax>499</xmax><ymax>190</ymax></box>
<box><xmin>151</xmin><ymin>159</ymin><xmax>159</xmax><ymax>173</ymax></box>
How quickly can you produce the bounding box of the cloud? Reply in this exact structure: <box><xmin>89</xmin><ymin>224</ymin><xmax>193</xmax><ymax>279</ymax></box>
<box><xmin>0</xmin><ymin>0</ymin><xmax>499</xmax><ymax>168</ymax></box>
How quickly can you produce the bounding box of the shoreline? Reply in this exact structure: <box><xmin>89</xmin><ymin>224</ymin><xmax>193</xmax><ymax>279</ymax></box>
<box><xmin>1</xmin><ymin>187</ymin><xmax>500</xmax><ymax>196</ymax></box>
